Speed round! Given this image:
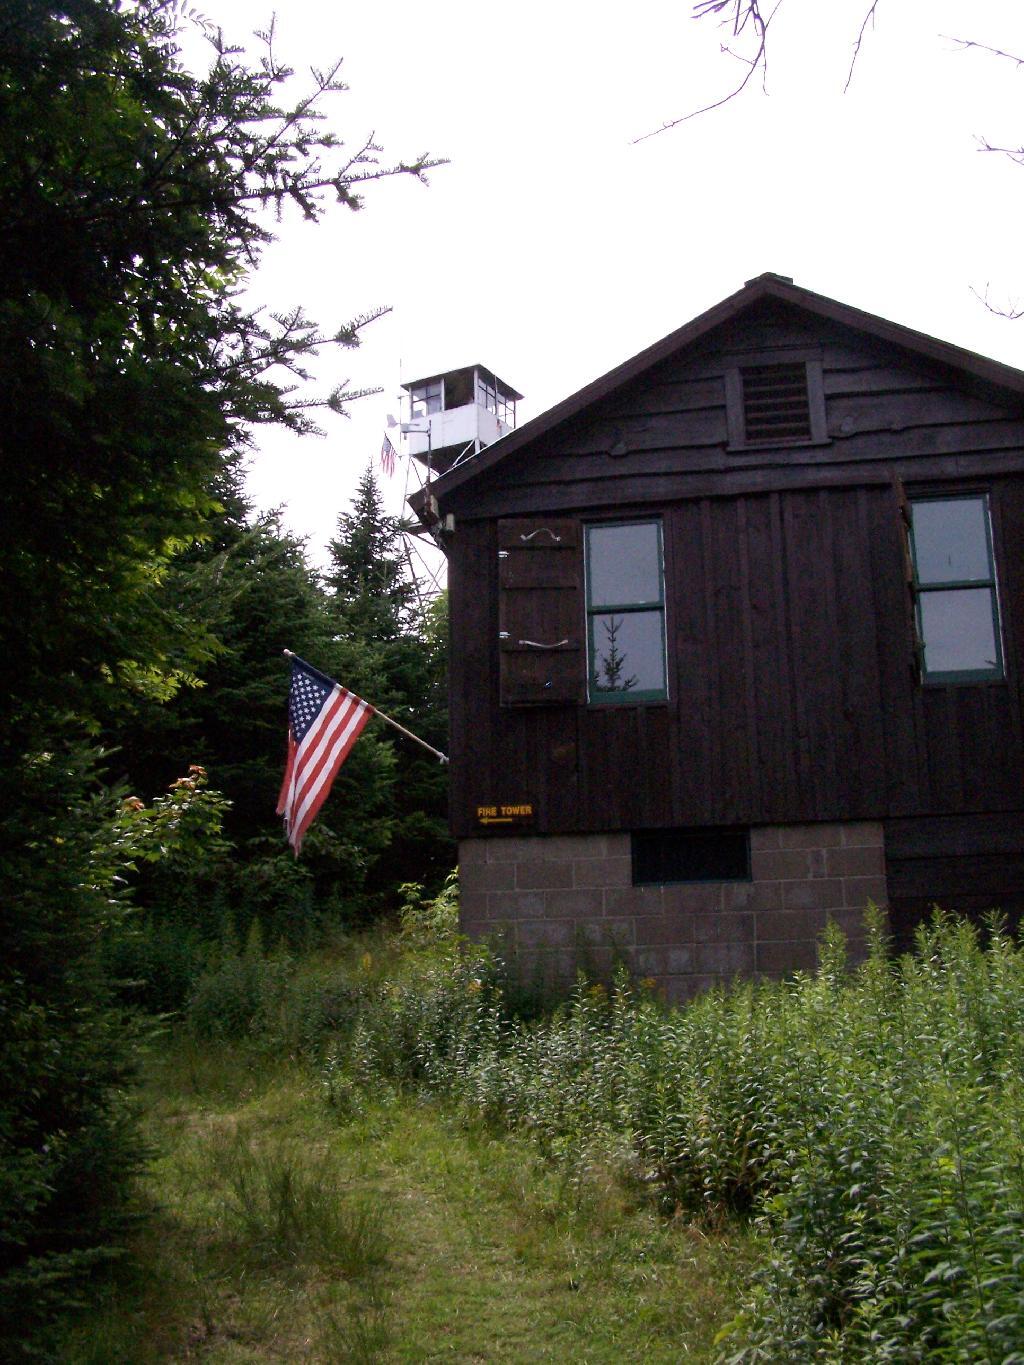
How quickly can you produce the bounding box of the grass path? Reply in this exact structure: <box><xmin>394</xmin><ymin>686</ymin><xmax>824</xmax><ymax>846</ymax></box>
<box><xmin>60</xmin><ymin>1038</ymin><xmax>756</xmax><ymax>1362</ymax></box>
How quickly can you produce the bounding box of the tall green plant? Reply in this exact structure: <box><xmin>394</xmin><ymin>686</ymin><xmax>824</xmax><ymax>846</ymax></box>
<box><xmin>317</xmin><ymin>910</ymin><xmax>1024</xmax><ymax>1362</ymax></box>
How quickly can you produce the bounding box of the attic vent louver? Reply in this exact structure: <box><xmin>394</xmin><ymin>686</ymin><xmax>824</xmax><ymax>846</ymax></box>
<box><xmin>740</xmin><ymin>362</ymin><xmax>811</xmax><ymax>442</ymax></box>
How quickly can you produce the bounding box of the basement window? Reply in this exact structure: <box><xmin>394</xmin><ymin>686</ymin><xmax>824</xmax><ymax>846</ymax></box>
<box><xmin>725</xmin><ymin>357</ymin><xmax>827</xmax><ymax>449</ymax></box>
<box><xmin>909</xmin><ymin>495</ymin><xmax>1004</xmax><ymax>683</ymax></box>
<box><xmin>632</xmin><ymin>828</ymin><xmax>751</xmax><ymax>885</ymax></box>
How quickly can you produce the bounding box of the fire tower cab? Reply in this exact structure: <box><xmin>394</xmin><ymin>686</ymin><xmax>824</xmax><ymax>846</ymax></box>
<box><xmin>401</xmin><ymin>365</ymin><xmax>522</xmax><ymax>477</ymax></box>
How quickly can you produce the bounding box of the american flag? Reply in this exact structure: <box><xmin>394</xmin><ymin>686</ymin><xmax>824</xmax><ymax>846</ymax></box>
<box><xmin>276</xmin><ymin>657</ymin><xmax>374</xmax><ymax>854</ymax></box>
<box><xmin>380</xmin><ymin>433</ymin><xmax>398</xmax><ymax>478</ymax></box>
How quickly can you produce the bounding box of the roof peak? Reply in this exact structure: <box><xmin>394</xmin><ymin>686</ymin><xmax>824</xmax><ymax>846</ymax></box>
<box><xmin>744</xmin><ymin>272</ymin><xmax>795</xmax><ymax>287</ymax></box>
<box><xmin>410</xmin><ymin>275</ymin><xmax>1024</xmax><ymax>520</ymax></box>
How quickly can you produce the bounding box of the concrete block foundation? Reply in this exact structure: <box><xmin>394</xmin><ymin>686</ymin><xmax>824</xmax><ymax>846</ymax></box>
<box><xmin>459</xmin><ymin>823</ymin><xmax>888</xmax><ymax>1004</ymax></box>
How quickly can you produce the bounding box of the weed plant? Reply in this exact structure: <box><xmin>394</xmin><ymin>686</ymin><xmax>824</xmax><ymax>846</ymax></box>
<box><xmin>182</xmin><ymin>882</ymin><xmax>1024</xmax><ymax>1360</ymax></box>
<box><xmin>185</xmin><ymin>921</ymin><xmax>364</xmax><ymax>1059</ymax></box>
<box><xmin>313</xmin><ymin>905</ymin><xmax>1024</xmax><ymax>1362</ymax></box>
<box><xmin>204</xmin><ymin>1126</ymin><xmax>389</xmax><ymax>1276</ymax></box>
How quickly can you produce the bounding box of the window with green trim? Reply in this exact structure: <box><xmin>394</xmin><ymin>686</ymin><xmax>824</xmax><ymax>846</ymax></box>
<box><xmin>585</xmin><ymin>521</ymin><xmax>667</xmax><ymax>703</ymax></box>
<box><xmin>909</xmin><ymin>495</ymin><xmax>1004</xmax><ymax>683</ymax></box>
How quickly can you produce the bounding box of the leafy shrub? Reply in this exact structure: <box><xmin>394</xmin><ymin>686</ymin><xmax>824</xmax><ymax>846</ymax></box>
<box><xmin>102</xmin><ymin>767</ymin><xmax>235</xmax><ymax>1013</ymax></box>
<box><xmin>105</xmin><ymin>772</ymin><xmax>330</xmax><ymax>1016</ymax></box>
<box><xmin>227</xmin><ymin>839</ymin><xmax>317</xmax><ymax>948</ymax></box>
<box><xmin>184</xmin><ymin>923</ymin><xmax>365</xmax><ymax>1058</ymax></box>
<box><xmin>398</xmin><ymin>869</ymin><xmax>459</xmax><ymax>943</ymax></box>
<box><xmin>722</xmin><ymin>914</ymin><xmax>1024</xmax><ymax>1363</ymax></box>
<box><xmin>103</xmin><ymin>919</ymin><xmax>210</xmax><ymax>1016</ymax></box>
<box><xmin>331</xmin><ymin>946</ymin><xmax>501</xmax><ymax>1094</ymax></box>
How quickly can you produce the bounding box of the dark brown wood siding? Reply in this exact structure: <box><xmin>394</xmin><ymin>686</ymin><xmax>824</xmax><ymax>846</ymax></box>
<box><xmin>444</xmin><ymin>315</ymin><xmax>1024</xmax><ymax>876</ymax></box>
<box><xmin>448</xmin><ymin>481</ymin><xmax>1024</xmax><ymax>837</ymax></box>
<box><xmin>885</xmin><ymin>814</ymin><xmax>1024</xmax><ymax>951</ymax></box>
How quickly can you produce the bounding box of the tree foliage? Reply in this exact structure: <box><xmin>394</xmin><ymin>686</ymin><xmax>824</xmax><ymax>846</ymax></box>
<box><xmin>326</xmin><ymin>464</ymin><xmax>419</xmax><ymax>642</ymax></box>
<box><xmin>325</xmin><ymin>467</ymin><xmax>453</xmax><ymax>900</ymax></box>
<box><xmin>634</xmin><ymin>0</ymin><xmax>884</xmax><ymax>139</ymax></box>
<box><xmin>651</xmin><ymin>1</ymin><xmax>1021</xmax><ymax>145</ymax></box>
<box><xmin>0</xmin><ymin>0</ymin><xmax>438</xmax><ymax>744</ymax></box>
<box><xmin>0</xmin><ymin>0</ymin><xmax>441</xmax><ymax>1342</ymax></box>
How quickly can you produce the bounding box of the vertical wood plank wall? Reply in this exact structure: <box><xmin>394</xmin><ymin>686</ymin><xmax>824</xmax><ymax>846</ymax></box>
<box><xmin>449</xmin><ymin>482</ymin><xmax>1024</xmax><ymax>838</ymax></box>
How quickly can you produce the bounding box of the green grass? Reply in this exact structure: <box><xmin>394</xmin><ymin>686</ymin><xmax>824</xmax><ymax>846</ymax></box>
<box><xmin>57</xmin><ymin>907</ymin><xmax>1024</xmax><ymax>1361</ymax></box>
<box><xmin>57</xmin><ymin>1035</ymin><xmax>757</xmax><ymax>1362</ymax></box>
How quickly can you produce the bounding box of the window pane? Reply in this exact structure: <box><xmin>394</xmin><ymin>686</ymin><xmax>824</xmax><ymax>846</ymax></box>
<box><xmin>912</xmin><ymin>499</ymin><xmax>991</xmax><ymax>584</ymax></box>
<box><xmin>591</xmin><ymin>611</ymin><xmax>664</xmax><ymax>694</ymax></box>
<box><xmin>410</xmin><ymin>382</ymin><xmax>442</xmax><ymax>417</ymax></box>
<box><xmin>588</xmin><ymin>524</ymin><xmax>661</xmax><ymax>606</ymax></box>
<box><xmin>919</xmin><ymin>589</ymin><xmax>999</xmax><ymax>675</ymax></box>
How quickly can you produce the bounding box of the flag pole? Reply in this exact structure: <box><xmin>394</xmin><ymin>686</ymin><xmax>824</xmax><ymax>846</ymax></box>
<box><xmin>283</xmin><ymin>650</ymin><xmax>448</xmax><ymax>765</ymax></box>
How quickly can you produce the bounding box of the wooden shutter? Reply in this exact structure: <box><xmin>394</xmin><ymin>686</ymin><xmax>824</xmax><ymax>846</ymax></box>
<box><xmin>892</xmin><ymin>472</ymin><xmax>924</xmax><ymax>681</ymax></box>
<box><xmin>498</xmin><ymin>518</ymin><xmax>582</xmax><ymax>706</ymax></box>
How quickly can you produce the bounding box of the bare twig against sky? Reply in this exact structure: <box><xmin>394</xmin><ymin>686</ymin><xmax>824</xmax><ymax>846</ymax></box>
<box><xmin>634</xmin><ymin>0</ymin><xmax>885</xmax><ymax>141</ymax></box>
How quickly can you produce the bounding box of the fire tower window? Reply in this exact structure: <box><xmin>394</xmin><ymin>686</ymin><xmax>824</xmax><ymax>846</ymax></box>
<box><xmin>410</xmin><ymin>379</ymin><xmax>442</xmax><ymax>417</ymax></box>
<box><xmin>584</xmin><ymin>520</ymin><xmax>667</xmax><ymax>703</ymax></box>
<box><xmin>908</xmin><ymin>495</ymin><xmax>1004</xmax><ymax>683</ymax></box>
<box><xmin>477</xmin><ymin>375</ymin><xmax>516</xmax><ymax>425</ymax></box>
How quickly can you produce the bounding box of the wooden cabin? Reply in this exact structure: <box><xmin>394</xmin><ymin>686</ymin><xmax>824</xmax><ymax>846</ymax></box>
<box><xmin>412</xmin><ymin>274</ymin><xmax>1024</xmax><ymax>1000</ymax></box>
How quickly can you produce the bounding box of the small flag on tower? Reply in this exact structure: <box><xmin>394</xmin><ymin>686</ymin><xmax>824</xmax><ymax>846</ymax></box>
<box><xmin>380</xmin><ymin>433</ymin><xmax>398</xmax><ymax>478</ymax></box>
<box><xmin>276</xmin><ymin>655</ymin><xmax>374</xmax><ymax>854</ymax></box>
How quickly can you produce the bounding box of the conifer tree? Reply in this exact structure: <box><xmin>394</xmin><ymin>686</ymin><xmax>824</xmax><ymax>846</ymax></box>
<box><xmin>0</xmin><ymin>1</ymin><xmax>437</xmax><ymax>1335</ymax></box>
<box><xmin>325</xmin><ymin>468</ymin><xmax>453</xmax><ymax>896</ymax></box>
<box><xmin>325</xmin><ymin>463</ymin><xmax>418</xmax><ymax>644</ymax></box>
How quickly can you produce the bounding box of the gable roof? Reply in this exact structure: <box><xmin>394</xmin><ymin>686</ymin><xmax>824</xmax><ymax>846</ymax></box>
<box><xmin>410</xmin><ymin>273</ymin><xmax>1024</xmax><ymax>519</ymax></box>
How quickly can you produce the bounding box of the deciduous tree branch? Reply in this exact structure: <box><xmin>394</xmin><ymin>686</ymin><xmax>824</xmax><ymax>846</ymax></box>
<box><xmin>844</xmin><ymin>0</ymin><xmax>883</xmax><ymax>93</ymax></box>
<box><xmin>634</xmin><ymin>0</ymin><xmax>884</xmax><ymax>141</ymax></box>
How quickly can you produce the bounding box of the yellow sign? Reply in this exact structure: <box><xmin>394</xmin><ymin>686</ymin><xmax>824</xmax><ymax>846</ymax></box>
<box><xmin>476</xmin><ymin>802</ymin><xmax>534</xmax><ymax>827</ymax></box>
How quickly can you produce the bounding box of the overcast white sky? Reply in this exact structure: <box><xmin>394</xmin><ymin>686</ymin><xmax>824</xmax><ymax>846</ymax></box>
<box><xmin>192</xmin><ymin>0</ymin><xmax>1024</xmax><ymax>570</ymax></box>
